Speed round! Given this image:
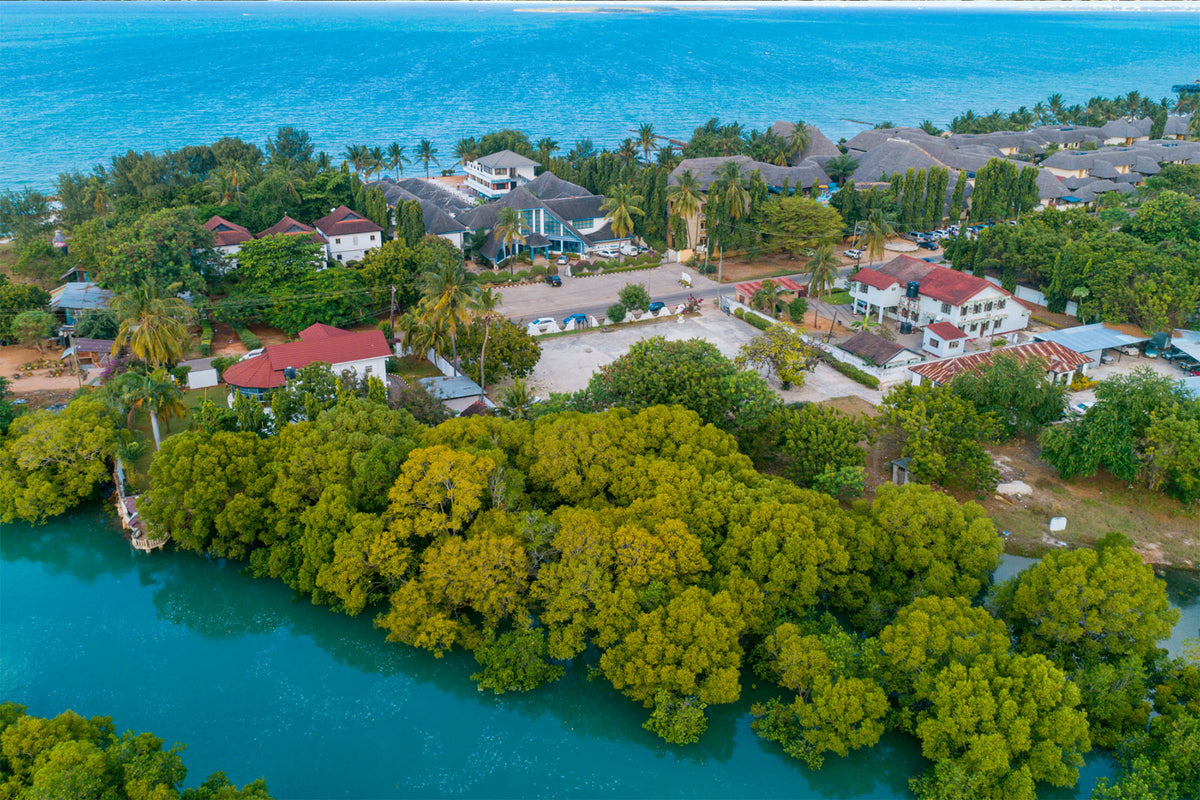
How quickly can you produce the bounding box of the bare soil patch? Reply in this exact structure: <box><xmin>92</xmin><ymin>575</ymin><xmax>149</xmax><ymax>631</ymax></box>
<box><xmin>968</xmin><ymin>439</ymin><xmax>1199</xmax><ymax>568</ymax></box>
<box><xmin>818</xmin><ymin>395</ymin><xmax>880</xmax><ymax>419</ymax></box>
<box><xmin>0</xmin><ymin>344</ymin><xmax>86</xmax><ymax>392</ymax></box>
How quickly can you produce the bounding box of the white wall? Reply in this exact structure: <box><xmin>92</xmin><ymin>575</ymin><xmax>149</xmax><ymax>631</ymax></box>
<box><xmin>186</xmin><ymin>367</ymin><xmax>219</xmax><ymax>390</ymax></box>
<box><xmin>331</xmin><ymin>355</ymin><xmax>388</xmax><ymax>383</ymax></box>
<box><xmin>984</xmin><ymin>276</ymin><xmax>1078</xmax><ymax>316</ymax></box>
<box><xmin>323</xmin><ymin>230</ymin><xmax>381</xmax><ymax>264</ymax></box>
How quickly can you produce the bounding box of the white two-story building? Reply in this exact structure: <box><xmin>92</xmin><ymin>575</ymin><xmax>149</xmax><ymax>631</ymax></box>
<box><xmin>314</xmin><ymin>205</ymin><xmax>384</xmax><ymax>263</ymax></box>
<box><xmin>849</xmin><ymin>255</ymin><xmax>1030</xmax><ymax>340</ymax></box>
<box><xmin>464</xmin><ymin>150</ymin><xmax>540</xmax><ymax>199</ymax></box>
<box><xmin>203</xmin><ymin>215</ymin><xmax>254</xmax><ymax>269</ymax></box>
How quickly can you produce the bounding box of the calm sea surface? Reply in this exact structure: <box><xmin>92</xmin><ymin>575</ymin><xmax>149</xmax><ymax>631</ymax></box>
<box><xmin>1</xmin><ymin>1</ymin><xmax>1198</xmax><ymax>189</ymax></box>
<box><xmin>3</xmin><ymin>507</ymin><xmax>1197</xmax><ymax>797</ymax></box>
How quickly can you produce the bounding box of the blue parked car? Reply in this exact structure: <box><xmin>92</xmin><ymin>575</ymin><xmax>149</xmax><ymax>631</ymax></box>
<box><xmin>563</xmin><ymin>313</ymin><xmax>588</xmax><ymax>327</ymax></box>
<box><xmin>648</xmin><ymin>301</ymin><xmax>665</xmax><ymax>313</ymax></box>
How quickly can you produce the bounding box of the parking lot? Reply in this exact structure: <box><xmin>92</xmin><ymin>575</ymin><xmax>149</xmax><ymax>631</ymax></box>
<box><xmin>496</xmin><ymin>264</ymin><xmax>720</xmax><ymax>326</ymax></box>
<box><xmin>524</xmin><ymin>308</ymin><xmax>885</xmax><ymax>407</ymax></box>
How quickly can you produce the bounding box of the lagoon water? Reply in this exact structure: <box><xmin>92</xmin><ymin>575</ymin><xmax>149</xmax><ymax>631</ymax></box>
<box><xmin>3</xmin><ymin>507</ymin><xmax>1197</xmax><ymax>797</ymax></box>
<box><xmin>1</xmin><ymin>1</ymin><xmax>1199</xmax><ymax>189</ymax></box>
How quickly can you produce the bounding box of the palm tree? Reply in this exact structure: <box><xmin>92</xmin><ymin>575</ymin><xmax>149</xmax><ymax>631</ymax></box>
<box><xmin>666</xmin><ymin>169</ymin><xmax>703</xmax><ymax>249</ymax></box>
<box><xmin>494</xmin><ymin>207</ymin><xmax>528</xmax><ymax>271</ymax></box>
<box><xmin>712</xmin><ymin>160</ymin><xmax>750</xmax><ymax>225</ymax></box>
<box><xmin>536</xmin><ymin>137</ymin><xmax>559</xmax><ymax>167</ymax></box>
<box><xmin>1032</xmin><ymin>101</ymin><xmax>1049</xmax><ymax>126</ymax></box>
<box><xmin>617</xmin><ymin>139</ymin><xmax>639</xmax><ymax>170</ymax></box>
<box><xmin>655</xmin><ymin>144</ymin><xmax>681</xmax><ymax>171</ymax></box>
<box><xmin>637</xmin><ymin>123</ymin><xmax>657</xmax><ymax>164</ymax></box>
<box><xmin>386</xmin><ymin>142</ymin><xmax>410</xmax><ymax>177</ymax></box>
<box><xmin>111</xmin><ymin>283</ymin><xmax>196</xmax><ymax>368</ymax></box>
<box><xmin>807</xmin><ymin>244</ymin><xmax>840</xmax><ymax>300</ymax></box>
<box><xmin>109</xmin><ymin>368</ymin><xmax>186</xmax><ymax>450</ymax></box>
<box><xmin>824</xmin><ymin>153</ymin><xmax>859</xmax><ymax>185</ymax></box>
<box><xmin>454</xmin><ymin>137</ymin><xmax>480</xmax><ymax>166</ymax></box>
<box><xmin>418</xmin><ymin>262</ymin><xmax>476</xmax><ymax>369</ymax></box>
<box><xmin>395</xmin><ymin>310</ymin><xmax>423</xmax><ymax>356</ymax></box>
<box><xmin>473</xmin><ymin>288</ymin><xmax>502</xmax><ymax>398</ymax></box>
<box><xmin>88</xmin><ymin>176</ymin><xmax>111</xmax><ymax>230</ymax></box>
<box><xmin>367</xmin><ymin>146</ymin><xmax>386</xmax><ymax>180</ymax></box>
<box><xmin>863</xmin><ymin>208</ymin><xmax>896</xmax><ymax>265</ymax></box>
<box><xmin>788</xmin><ymin>120</ymin><xmax>812</xmax><ymax>162</ymax></box>
<box><xmin>343</xmin><ymin>144</ymin><xmax>369</xmax><ymax>177</ymax></box>
<box><xmin>718</xmin><ymin>122</ymin><xmax>745</xmax><ymax>156</ymax></box>
<box><xmin>599</xmin><ymin>183</ymin><xmax>645</xmax><ymax>262</ymax></box>
<box><xmin>497</xmin><ymin>378</ymin><xmax>535</xmax><ymax>420</ymax></box>
<box><xmin>1047</xmin><ymin>93</ymin><xmax>1065</xmax><ymax>123</ymax></box>
<box><xmin>269</xmin><ymin>160</ymin><xmax>305</xmax><ymax>205</ymax></box>
<box><xmin>417</xmin><ymin>139</ymin><xmax>439</xmax><ymax>178</ymax></box>
<box><xmin>569</xmin><ymin>138</ymin><xmax>595</xmax><ymax>167</ymax></box>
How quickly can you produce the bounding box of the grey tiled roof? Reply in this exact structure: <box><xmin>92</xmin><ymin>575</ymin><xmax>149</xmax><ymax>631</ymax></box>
<box><xmin>523</xmin><ymin>171</ymin><xmax>593</xmax><ymax>200</ymax></box>
<box><xmin>475</xmin><ymin>149</ymin><xmax>540</xmax><ymax>169</ymax></box>
<box><xmin>1164</xmin><ymin>114</ymin><xmax>1193</xmax><ymax>136</ymax></box>
<box><xmin>669</xmin><ymin>155</ymin><xmax>828</xmax><ymax>190</ymax></box>
<box><xmin>766</xmin><ymin>122</ymin><xmax>841</xmax><ymax>161</ymax></box>
<box><xmin>849</xmin><ymin>139</ymin><xmax>941</xmax><ymax>183</ymax></box>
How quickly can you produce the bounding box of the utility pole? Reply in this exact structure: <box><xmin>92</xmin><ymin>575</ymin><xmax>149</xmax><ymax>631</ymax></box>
<box><xmin>68</xmin><ymin>332</ymin><xmax>82</xmax><ymax>389</ymax></box>
<box><xmin>388</xmin><ymin>285</ymin><xmax>396</xmax><ymax>348</ymax></box>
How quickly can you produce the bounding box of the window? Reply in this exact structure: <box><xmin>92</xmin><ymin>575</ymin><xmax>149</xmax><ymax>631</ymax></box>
<box><xmin>949</xmin><ymin>341</ymin><xmax>959</xmax><ymax>349</ymax></box>
<box><xmin>997</xmin><ymin>299</ymin><xmax>1006</xmax><ymax>309</ymax></box>
<box><xmin>985</xmin><ymin>301</ymin><xmax>993</xmax><ymax>311</ymax></box>
<box><xmin>969</xmin><ymin>323</ymin><xmax>978</xmax><ymax>332</ymax></box>
<box><xmin>336</xmin><ymin>254</ymin><xmax>343</xmax><ymax>261</ymax></box>
<box><xmin>352</xmin><ymin>236</ymin><xmax>359</xmax><ymax>246</ymax></box>
<box><xmin>941</xmin><ymin>302</ymin><xmax>951</xmax><ymax>313</ymax></box>
<box><xmin>960</xmin><ymin>306</ymin><xmax>969</xmax><ymax>316</ymax></box>
<box><xmin>336</xmin><ymin>237</ymin><xmax>341</xmax><ymax>244</ymax></box>
<box><xmin>369</xmin><ymin>234</ymin><xmax>376</xmax><ymax>242</ymax></box>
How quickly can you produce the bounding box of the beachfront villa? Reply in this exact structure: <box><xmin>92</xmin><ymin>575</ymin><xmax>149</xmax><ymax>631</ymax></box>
<box><xmin>464</xmin><ymin>150</ymin><xmax>540</xmax><ymax>199</ymax></box>
<box><xmin>849</xmin><ymin>254</ymin><xmax>1030</xmax><ymax>339</ymax></box>
<box><xmin>457</xmin><ymin>178</ymin><xmax>632</xmax><ymax>260</ymax></box>
<box><xmin>222</xmin><ymin>323</ymin><xmax>391</xmax><ymax>401</ymax></box>
<box><xmin>314</xmin><ymin>205</ymin><xmax>383</xmax><ymax>263</ymax></box>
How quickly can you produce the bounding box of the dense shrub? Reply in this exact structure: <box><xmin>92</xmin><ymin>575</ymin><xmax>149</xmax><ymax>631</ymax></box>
<box><xmin>816</xmin><ymin>351</ymin><xmax>880</xmax><ymax>388</ymax></box>
<box><xmin>233</xmin><ymin>324</ymin><xmax>262</xmax><ymax>350</ymax></box>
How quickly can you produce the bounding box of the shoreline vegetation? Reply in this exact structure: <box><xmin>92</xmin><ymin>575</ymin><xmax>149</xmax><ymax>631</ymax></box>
<box><xmin>1</xmin><ymin>79</ymin><xmax>1199</xmax><ymax>798</ymax></box>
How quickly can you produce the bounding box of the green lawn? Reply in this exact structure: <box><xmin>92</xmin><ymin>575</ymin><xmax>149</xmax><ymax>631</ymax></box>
<box><xmin>394</xmin><ymin>355</ymin><xmax>442</xmax><ymax>382</ymax></box>
<box><xmin>823</xmin><ymin>290</ymin><xmax>853</xmax><ymax>305</ymax></box>
<box><xmin>126</xmin><ymin>387</ymin><xmax>223</xmax><ymax>489</ymax></box>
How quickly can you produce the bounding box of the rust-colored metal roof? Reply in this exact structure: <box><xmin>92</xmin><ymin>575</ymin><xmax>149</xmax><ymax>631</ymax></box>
<box><xmin>909</xmin><ymin>341</ymin><xmax>1090</xmax><ymax>386</ymax></box>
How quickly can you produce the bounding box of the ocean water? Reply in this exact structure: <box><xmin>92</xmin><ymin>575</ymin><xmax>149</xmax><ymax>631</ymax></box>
<box><xmin>1</xmin><ymin>1</ymin><xmax>1198</xmax><ymax>190</ymax></box>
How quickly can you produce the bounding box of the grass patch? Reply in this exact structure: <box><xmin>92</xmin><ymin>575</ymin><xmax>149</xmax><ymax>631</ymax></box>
<box><xmin>823</xmin><ymin>290</ymin><xmax>853</xmax><ymax>305</ymax></box>
<box><xmin>125</xmin><ymin>387</ymin><xmax>223</xmax><ymax>490</ymax></box>
<box><xmin>393</xmin><ymin>355</ymin><xmax>442</xmax><ymax>382</ymax></box>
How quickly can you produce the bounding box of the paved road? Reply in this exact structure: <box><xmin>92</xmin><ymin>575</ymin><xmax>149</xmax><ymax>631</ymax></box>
<box><xmin>496</xmin><ymin>264</ymin><xmax>723</xmax><ymax>325</ymax></box>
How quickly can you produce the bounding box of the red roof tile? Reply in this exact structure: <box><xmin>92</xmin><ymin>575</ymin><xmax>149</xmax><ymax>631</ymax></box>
<box><xmin>314</xmin><ymin>205</ymin><xmax>383</xmax><ymax>236</ymax></box>
<box><xmin>204</xmin><ymin>215</ymin><xmax>254</xmax><ymax>248</ymax></box>
<box><xmin>222</xmin><ymin>327</ymin><xmax>391</xmax><ymax>390</ymax></box>
<box><xmin>909</xmin><ymin>341</ymin><xmax>1090</xmax><ymax>386</ymax></box>
<box><xmin>869</xmin><ymin>254</ymin><xmax>1014</xmax><ymax>306</ymax></box>
<box><xmin>924</xmin><ymin>321</ymin><xmax>969</xmax><ymax>340</ymax></box>
<box><xmin>734</xmin><ymin>277</ymin><xmax>805</xmax><ymax>298</ymax></box>
<box><xmin>258</xmin><ymin>216</ymin><xmax>329</xmax><ymax>244</ymax></box>
<box><xmin>851</xmin><ymin>267</ymin><xmax>901</xmax><ymax>291</ymax></box>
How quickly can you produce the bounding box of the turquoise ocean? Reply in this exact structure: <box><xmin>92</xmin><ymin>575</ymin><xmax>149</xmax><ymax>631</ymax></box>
<box><xmin>1</xmin><ymin>1</ymin><xmax>1199</xmax><ymax>189</ymax></box>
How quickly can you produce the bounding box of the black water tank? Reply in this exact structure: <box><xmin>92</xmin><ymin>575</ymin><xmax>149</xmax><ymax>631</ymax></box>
<box><xmin>906</xmin><ymin>281</ymin><xmax>920</xmax><ymax>299</ymax></box>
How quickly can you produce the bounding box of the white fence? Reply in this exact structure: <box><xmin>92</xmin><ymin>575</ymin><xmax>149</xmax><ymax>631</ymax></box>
<box><xmin>984</xmin><ymin>276</ymin><xmax>1078</xmax><ymax>317</ymax></box>
<box><xmin>725</xmin><ymin>299</ymin><xmax>913</xmax><ymax>387</ymax></box>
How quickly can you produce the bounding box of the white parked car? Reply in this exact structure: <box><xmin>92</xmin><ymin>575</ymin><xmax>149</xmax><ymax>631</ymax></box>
<box><xmin>619</xmin><ymin>243</ymin><xmax>638</xmax><ymax>256</ymax></box>
<box><xmin>595</xmin><ymin>248</ymin><xmax>619</xmax><ymax>259</ymax></box>
<box><xmin>1071</xmin><ymin>401</ymin><xmax>1095</xmax><ymax>416</ymax></box>
<box><xmin>844</xmin><ymin>248</ymin><xmax>863</xmax><ymax>259</ymax></box>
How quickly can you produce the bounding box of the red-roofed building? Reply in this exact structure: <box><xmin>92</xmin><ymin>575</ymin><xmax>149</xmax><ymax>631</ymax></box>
<box><xmin>848</xmin><ymin>254</ymin><xmax>1029</xmax><ymax>338</ymax></box>
<box><xmin>204</xmin><ymin>215</ymin><xmax>254</xmax><ymax>268</ymax></box>
<box><xmin>222</xmin><ymin>323</ymin><xmax>392</xmax><ymax>399</ymax></box>
<box><xmin>909</xmin><ymin>341</ymin><xmax>1091</xmax><ymax>387</ymax></box>
<box><xmin>733</xmin><ymin>276</ymin><xmax>805</xmax><ymax>306</ymax></box>
<box><xmin>314</xmin><ymin>205</ymin><xmax>383</xmax><ymax>263</ymax></box>
<box><xmin>922</xmin><ymin>321</ymin><xmax>970</xmax><ymax>357</ymax></box>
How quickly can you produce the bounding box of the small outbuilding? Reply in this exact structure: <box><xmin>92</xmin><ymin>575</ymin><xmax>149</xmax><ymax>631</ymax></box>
<box><xmin>1031</xmin><ymin>322</ymin><xmax>1149</xmax><ymax>366</ymax></box>
<box><xmin>179</xmin><ymin>357</ymin><xmax>219</xmax><ymax>390</ymax></box>
<box><xmin>922</xmin><ymin>321</ymin><xmax>970</xmax><ymax>357</ymax></box>
<box><xmin>839</xmin><ymin>331</ymin><xmax>924</xmax><ymax>368</ymax></box>
<box><xmin>418</xmin><ymin>375</ymin><xmax>488</xmax><ymax>415</ymax></box>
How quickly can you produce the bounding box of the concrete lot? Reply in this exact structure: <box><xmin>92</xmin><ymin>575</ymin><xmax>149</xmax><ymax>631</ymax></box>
<box><xmin>496</xmin><ymin>264</ymin><xmax>721</xmax><ymax>325</ymax></box>
<box><xmin>1069</xmin><ymin>355</ymin><xmax>1192</xmax><ymax>405</ymax></box>
<box><xmin>523</xmin><ymin>308</ymin><xmax>884</xmax><ymax>407</ymax></box>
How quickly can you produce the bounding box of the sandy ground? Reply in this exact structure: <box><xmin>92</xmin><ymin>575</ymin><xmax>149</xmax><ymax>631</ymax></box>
<box><xmin>0</xmin><ymin>344</ymin><xmax>90</xmax><ymax>393</ymax></box>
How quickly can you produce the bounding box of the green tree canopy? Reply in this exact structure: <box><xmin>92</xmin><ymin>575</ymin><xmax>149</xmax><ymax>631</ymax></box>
<box><xmin>762</xmin><ymin>195</ymin><xmax>844</xmax><ymax>258</ymax></box>
<box><xmin>950</xmin><ymin>353</ymin><xmax>1067</xmax><ymax>438</ymax></box>
<box><xmin>993</xmin><ymin>533</ymin><xmax>1179</xmax><ymax>668</ymax></box>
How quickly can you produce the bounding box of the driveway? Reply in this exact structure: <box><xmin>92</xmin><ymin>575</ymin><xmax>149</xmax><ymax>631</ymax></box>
<box><xmin>524</xmin><ymin>307</ymin><xmax>885</xmax><ymax>408</ymax></box>
<box><xmin>496</xmin><ymin>264</ymin><xmax>721</xmax><ymax>325</ymax></box>
<box><xmin>1068</xmin><ymin>354</ymin><xmax>1190</xmax><ymax>405</ymax></box>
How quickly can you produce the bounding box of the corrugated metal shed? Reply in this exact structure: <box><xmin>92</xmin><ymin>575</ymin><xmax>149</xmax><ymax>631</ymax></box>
<box><xmin>419</xmin><ymin>375</ymin><xmax>483</xmax><ymax>400</ymax></box>
<box><xmin>1032</xmin><ymin>323</ymin><xmax>1149</xmax><ymax>354</ymax></box>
